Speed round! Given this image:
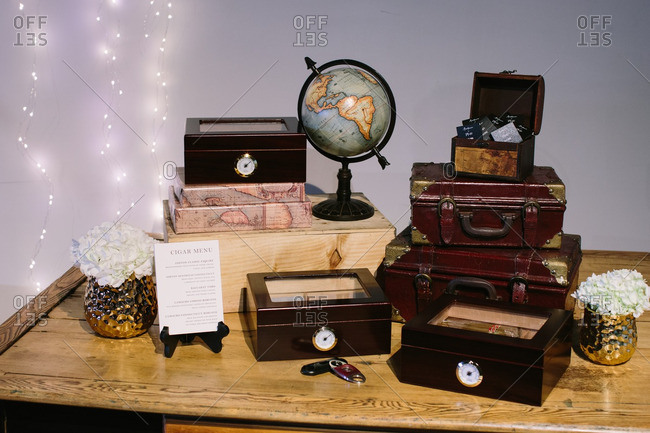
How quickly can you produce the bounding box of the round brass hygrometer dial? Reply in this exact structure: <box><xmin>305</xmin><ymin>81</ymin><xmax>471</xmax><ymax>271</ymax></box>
<box><xmin>234</xmin><ymin>153</ymin><xmax>257</xmax><ymax>177</ymax></box>
<box><xmin>456</xmin><ymin>360</ymin><xmax>483</xmax><ymax>387</ymax></box>
<box><xmin>312</xmin><ymin>326</ymin><xmax>338</xmax><ymax>351</ymax></box>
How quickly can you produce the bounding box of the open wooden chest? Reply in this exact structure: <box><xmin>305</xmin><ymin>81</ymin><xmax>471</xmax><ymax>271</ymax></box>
<box><xmin>451</xmin><ymin>71</ymin><xmax>545</xmax><ymax>181</ymax></box>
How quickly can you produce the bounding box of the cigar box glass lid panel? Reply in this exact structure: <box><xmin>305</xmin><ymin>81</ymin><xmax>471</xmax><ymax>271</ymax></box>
<box><xmin>265</xmin><ymin>275</ymin><xmax>369</xmax><ymax>303</ymax></box>
<box><xmin>248</xmin><ymin>269</ymin><xmax>391</xmax><ymax>326</ymax></box>
<box><xmin>429</xmin><ymin>303</ymin><xmax>549</xmax><ymax>340</ymax></box>
<box><xmin>198</xmin><ymin>118</ymin><xmax>288</xmax><ymax>133</ymax></box>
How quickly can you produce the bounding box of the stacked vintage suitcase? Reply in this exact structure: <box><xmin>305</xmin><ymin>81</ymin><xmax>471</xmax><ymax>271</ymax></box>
<box><xmin>168</xmin><ymin>117</ymin><xmax>313</xmax><ymax>234</ymax></box>
<box><xmin>381</xmin><ymin>71</ymin><xmax>582</xmax><ymax>322</ymax></box>
<box><xmin>384</xmin><ymin>71</ymin><xmax>581</xmax><ymax>405</ymax></box>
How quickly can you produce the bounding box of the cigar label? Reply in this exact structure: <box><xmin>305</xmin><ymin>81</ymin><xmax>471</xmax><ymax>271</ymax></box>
<box><xmin>439</xmin><ymin>316</ymin><xmax>535</xmax><ymax>338</ymax></box>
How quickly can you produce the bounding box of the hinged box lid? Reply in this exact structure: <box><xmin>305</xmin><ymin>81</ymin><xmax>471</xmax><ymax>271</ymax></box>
<box><xmin>469</xmin><ymin>71</ymin><xmax>545</xmax><ymax>135</ymax></box>
<box><xmin>401</xmin><ymin>295</ymin><xmax>572</xmax><ymax>367</ymax></box>
<box><xmin>248</xmin><ymin>268</ymin><xmax>391</xmax><ymax>326</ymax></box>
<box><xmin>184</xmin><ymin>117</ymin><xmax>306</xmax><ymax>150</ymax></box>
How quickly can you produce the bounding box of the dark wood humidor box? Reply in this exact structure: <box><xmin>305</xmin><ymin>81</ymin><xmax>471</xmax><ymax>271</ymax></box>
<box><xmin>410</xmin><ymin>163</ymin><xmax>566</xmax><ymax>249</ymax></box>
<box><xmin>184</xmin><ymin>117</ymin><xmax>306</xmax><ymax>185</ymax></box>
<box><xmin>391</xmin><ymin>294</ymin><xmax>572</xmax><ymax>406</ymax></box>
<box><xmin>451</xmin><ymin>71</ymin><xmax>545</xmax><ymax>181</ymax></box>
<box><xmin>247</xmin><ymin>269</ymin><xmax>391</xmax><ymax>361</ymax></box>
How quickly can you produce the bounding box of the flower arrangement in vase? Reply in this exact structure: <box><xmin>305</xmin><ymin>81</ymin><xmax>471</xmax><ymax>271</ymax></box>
<box><xmin>71</xmin><ymin>221</ymin><xmax>158</xmax><ymax>338</ymax></box>
<box><xmin>572</xmin><ymin>269</ymin><xmax>650</xmax><ymax>365</ymax></box>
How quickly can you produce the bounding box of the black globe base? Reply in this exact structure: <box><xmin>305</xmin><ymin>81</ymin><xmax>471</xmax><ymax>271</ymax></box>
<box><xmin>312</xmin><ymin>197</ymin><xmax>374</xmax><ymax>221</ymax></box>
<box><xmin>312</xmin><ymin>164</ymin><xmax>374</xmax><ymax>221</ymax></box>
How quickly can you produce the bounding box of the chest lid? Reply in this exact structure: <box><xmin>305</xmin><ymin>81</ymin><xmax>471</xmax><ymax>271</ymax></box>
<box><xmin>469</xmin><ymin>71</ymin><xmax>545</xmax><ymax>135</ymax></box>
<box><xmin>248</xmin><ymin>268</ymin><xmax>391</xmax><ymax>326</ymax></box>
<box><xmin>401</xmin><ymin>295</ymin><xmax>572</xmax><ymax>367</ymax></box>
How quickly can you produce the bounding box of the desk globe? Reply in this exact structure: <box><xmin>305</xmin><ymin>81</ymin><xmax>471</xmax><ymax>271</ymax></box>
<box><xmin>298</xmin><ymin>57</ymin><xmax>396</xmax><ymax>221</ymax></box>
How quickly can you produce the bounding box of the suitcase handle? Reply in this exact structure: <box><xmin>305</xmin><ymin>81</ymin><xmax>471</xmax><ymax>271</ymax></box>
<box><xmin>446</xmin><ymin>277</ymin><xmax>498</xmax><ymax>300</ymax></box>
<box><xmin>458</xmin><ymin>212</ymin><xmax>517</xmax><ymax>238</ymax></box>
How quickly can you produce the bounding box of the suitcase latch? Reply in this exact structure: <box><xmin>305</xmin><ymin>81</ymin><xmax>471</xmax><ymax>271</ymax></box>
<box><xmin>438</xmin><ymin>198</ymin><xmax>457</xmax><ymax>245</ymax></box>
<box><xmin>523</xmin><ymin>201</ymin><xmax>541</xmax><ymax>217</ymax></box>
<box><xmin>414</xmin><ymin>273</ymin><xmax>434</xmax><ymax>313</ymax></box>
<box><xmin>437</xmin><ymin>197</ymin><xmax>456</xmax><ymax>217</ymax></box>
<box><xmin>508</xmin><ymin>276</ymin><xmax>529</xmax><ymax>304</ymax></box>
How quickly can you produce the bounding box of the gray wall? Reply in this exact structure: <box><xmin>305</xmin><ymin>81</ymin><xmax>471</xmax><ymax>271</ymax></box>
<box><xmin>1</xmin><ymin>0</ymin><xmax>648</xmax><ymax>322</ymax></box>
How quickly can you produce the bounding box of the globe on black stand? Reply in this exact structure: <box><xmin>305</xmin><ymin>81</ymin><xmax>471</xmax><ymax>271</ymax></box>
<box><xmin>297</xmin><ymin>57</ymin><xmax>396</xmax><ymax>221</ymax></box>
<box><xmin>313</xmin><ymin>160</ymin><xmax>374</xmax><ymax>221</ymax></box>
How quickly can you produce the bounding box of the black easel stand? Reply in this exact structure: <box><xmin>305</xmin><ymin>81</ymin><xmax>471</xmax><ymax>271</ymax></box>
<box><xmin>160</xmin><ymin>322</ymin><xmax>229</xmax><ymax>358</ymax></box>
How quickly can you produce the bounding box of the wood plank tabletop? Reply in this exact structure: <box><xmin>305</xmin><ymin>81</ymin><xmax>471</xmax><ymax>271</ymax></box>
<box><xmin>0</xmin><ymin>251</ymin><xmax>648</xmax><ymax>432</ymax></box>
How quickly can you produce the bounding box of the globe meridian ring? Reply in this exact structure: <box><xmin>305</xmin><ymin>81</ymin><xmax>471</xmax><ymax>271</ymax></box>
<box><xmin>297</xmin><ymin>58</ymin><xmax>396</xmax><ymax>165</ymax></box>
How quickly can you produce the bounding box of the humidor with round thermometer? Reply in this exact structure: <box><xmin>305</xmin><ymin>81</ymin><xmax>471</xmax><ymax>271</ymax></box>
<box><xmin>184</xmin><ymin>117</ymin><xmax>306</xmax><ymax>184</ymax></box>
<box><xmin>247</xmin><ymin>268</ymin><xmax>391</xmax><ymax>361</ymax></box>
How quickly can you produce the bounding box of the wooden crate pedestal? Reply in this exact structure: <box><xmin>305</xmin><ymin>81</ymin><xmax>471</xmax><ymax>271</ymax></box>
<box><xmin>164</xmin><ymin>193</ymin><xmax>395</xmax><ymax>313</ymax></box>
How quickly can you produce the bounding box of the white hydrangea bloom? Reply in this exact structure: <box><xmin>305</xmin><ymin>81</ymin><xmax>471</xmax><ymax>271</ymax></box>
<box><xmin>71</xmin><ymin>221</ymin><xmax>156</xmax><ymax>287</ymax></box>
<box><xmin>572</xmin><ymin>269</ymin><xmax>650</xmax><ymax>318</ymax></box>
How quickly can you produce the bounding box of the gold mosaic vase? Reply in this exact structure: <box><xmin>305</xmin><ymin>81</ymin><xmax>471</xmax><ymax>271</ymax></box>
<box><xmin>84</xmin><ymin>274</ymin><xmax>157</xmax><ymax>338</ymax></box>
<box><xmin>579</xmin><ymin>308</ymin><xmax>637</xmax><ymax>365</ymax></box>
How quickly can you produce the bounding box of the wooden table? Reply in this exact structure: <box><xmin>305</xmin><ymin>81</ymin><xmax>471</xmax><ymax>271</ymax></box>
<box><xmin>0</xmin><ymin>251</ymin><xmax>648</xmax><ymax>432</ymax></box>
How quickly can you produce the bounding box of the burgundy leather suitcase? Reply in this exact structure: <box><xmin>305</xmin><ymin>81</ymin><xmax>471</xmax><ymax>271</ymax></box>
<box><xmin>410</xmin><ymin>163</ymin><xmax>566</xmax><ymax>249</ymax></box>
<box><xmin>378</xmin><ymin>230</ymin><xmax>581</xmax><ymax>322</ymax></box>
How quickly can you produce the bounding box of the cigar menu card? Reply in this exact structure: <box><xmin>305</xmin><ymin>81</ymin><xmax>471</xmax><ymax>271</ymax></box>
<box><xmin>154</xmin><ymin>240</ymin><xmax>224</xmax><ymax>335</ymax></box>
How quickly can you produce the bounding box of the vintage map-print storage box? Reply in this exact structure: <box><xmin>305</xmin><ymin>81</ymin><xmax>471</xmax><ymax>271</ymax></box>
<box><xmin>168</xmin><ymin>187</ymin><xmax>311</xmax><ymax>233</ymax></box>
<box><xmin>173</xmin><ymin>168</ymin><xmax>306</xmax><ymax>207</ymax></box>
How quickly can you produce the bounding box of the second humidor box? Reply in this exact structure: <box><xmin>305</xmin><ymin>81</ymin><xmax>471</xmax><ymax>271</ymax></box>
<box><xmin>247</xmin><ymin>269</ymin><xmax>392</xmax><ymax>361</ymax></box>
<box><xmin>391</xmin><ymin>294</ymin><xmax>572</xmax><ymax>406</ymax></box>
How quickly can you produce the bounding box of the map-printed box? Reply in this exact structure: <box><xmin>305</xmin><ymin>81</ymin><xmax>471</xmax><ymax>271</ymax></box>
<box><xmin>173</xmin><ymin>168</ymin><xmax>305</xmax><ymax>208</ymax></box>
<box><xmin>168</xmin><ymin>187</ymin><xmax>312</xmax><ymax>234</ymax></box>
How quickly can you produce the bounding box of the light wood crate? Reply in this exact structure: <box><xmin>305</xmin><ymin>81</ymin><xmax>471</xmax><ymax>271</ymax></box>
<box><xmin>163</xmin><ymin>194</ymin><xmax>395</xmax><ymax>313</ymax></box>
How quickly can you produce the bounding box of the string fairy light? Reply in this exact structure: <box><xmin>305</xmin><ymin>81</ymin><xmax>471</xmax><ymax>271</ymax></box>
<box><xmin>95</xmin><ymin>0</ymin><xmax>136</xmax><ymax>218</ymax></box>
<box><xmin>15</xmin><ymin>1</ymin><xmax>52</xmax><ymax>292</ymax></box>
<box><xmin>143</xmin><ymin>0</ymin><xmax>173</xmax><ymax>219</ymax></box>
<box><xmin>91</xmin><ymin>1</ymin><xmax>174</xmax><ymax>227</ymax></box>
<box><xmin>90</xmin><ymin>1</ymin><xmax>175</xmax><ymax>225</ymax></box>
<box><xmin>13</xmin><ymin>2</ymin><xmax>174</xmax><ymax>291</ymax></box>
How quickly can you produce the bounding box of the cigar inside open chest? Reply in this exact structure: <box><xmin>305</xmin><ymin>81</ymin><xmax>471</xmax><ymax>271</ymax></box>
<box><xmin>438</xmin><ymin>316</ymin><xmax>538</xmax><ymax>339</ymax></box>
